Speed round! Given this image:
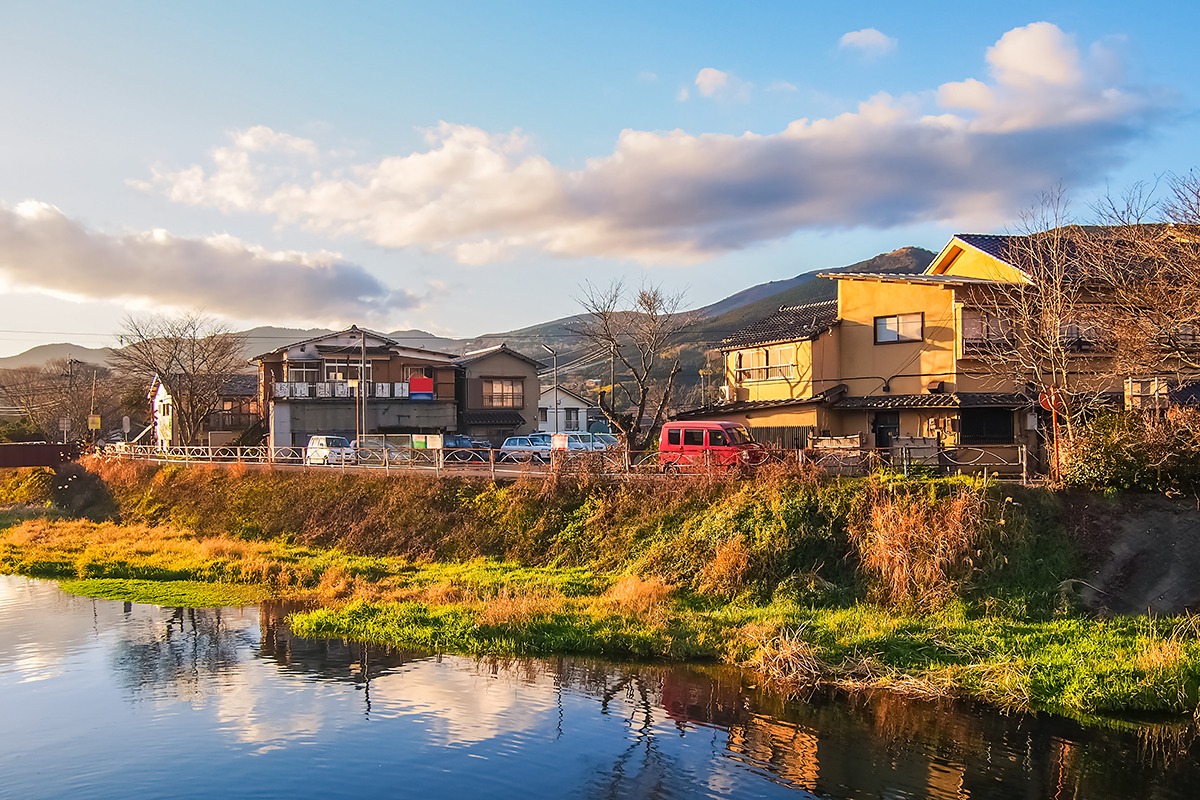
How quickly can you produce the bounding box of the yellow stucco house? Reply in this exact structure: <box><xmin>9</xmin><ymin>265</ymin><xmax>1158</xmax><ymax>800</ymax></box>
<box><xmin>679</xmin><ymin>233</ymin><xmax>1042</xmax><ymax>458</ymax></box>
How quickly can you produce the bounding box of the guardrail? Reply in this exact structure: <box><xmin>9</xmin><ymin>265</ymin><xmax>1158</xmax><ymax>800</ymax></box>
<box><xmin>97</xmin><ymin>442</ymin><xmax>1031</xmax><ymax>482</ymax></box>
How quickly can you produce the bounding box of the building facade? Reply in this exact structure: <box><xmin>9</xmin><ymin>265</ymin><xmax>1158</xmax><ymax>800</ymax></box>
<box><xmin>253</xmin><ymin>327</ymin><xmax>458</xmax><ymax>449</ymax></box>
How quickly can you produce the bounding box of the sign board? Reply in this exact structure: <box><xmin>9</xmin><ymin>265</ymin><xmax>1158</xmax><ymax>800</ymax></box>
<box><xmin>88</xmin><ymin>414</ymin><xmax>101</xmax><ymax>431</ymax></box>
<box><xmin>58</xmin><ymin>417</ymin><xmax>71</xmax><ymax>432</ymax></box>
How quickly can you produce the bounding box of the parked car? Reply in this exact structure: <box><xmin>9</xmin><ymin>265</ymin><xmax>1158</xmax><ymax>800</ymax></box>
<box><xmin>657</xmin><ymin>421</ymin><xmax>767</xmax><ymax>472</ymax></box>
<box><xmin>354</xmin><ymin>439</ymin><xmax>407</xmax><ymax>465</ymax></box>
<box><xmin>442</xmin><ymin>433</ymin><xmax>491</xmax><ymax>462</ymax></box>
<box><xmin>594</xmin><ymin>433</ymin><xmax>621</xmax><ymax>449</ymax></box>
<box><xmin>305</xmin><ymin>435</ymin><xmax>357</xmax><ymax>465</ymax></box>
<box><xmin>498</xmin><ymin>436</ymin><xmax>551</xmax><ymax>463</ymax></box>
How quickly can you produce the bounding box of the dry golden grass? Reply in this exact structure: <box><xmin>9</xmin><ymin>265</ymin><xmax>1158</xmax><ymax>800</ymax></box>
<box><xmin>596</xmin><ymin>575</ymin><xmax>675</xmax><ymax>623</ymax></box>
<box><xmin>696</xmin><ymin>537</ymin><xmax>751</xmax><ymax>599</ymax></box>
<box><xmin>850</xmin><ymin>484</ymin><xmax>988</xmax><ymax>611</ymax></box>
<box><xmin>476</xmin><ymin>587</ymin><xmax>567</xmax><ymax>626</ymax></box>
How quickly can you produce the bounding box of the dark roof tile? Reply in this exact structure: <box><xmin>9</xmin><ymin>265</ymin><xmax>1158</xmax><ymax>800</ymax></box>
<box><xmin>722</xmin><ymin>300</ymin><xmax>838</xmax><ymax>349</ymax></box>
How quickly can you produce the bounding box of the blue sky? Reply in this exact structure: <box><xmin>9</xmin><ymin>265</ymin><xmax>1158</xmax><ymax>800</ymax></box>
<box><xmin>0</xmin><ymin>1</ymin><xmax>1196</xmax><ymax>356</ymax></box>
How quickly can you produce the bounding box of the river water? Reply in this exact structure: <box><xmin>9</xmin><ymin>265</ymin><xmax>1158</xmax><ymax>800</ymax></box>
<box><xmin>1</xmin><ymin>574</ymin><xmax>1196</xmax><ymax>799</ymax></box>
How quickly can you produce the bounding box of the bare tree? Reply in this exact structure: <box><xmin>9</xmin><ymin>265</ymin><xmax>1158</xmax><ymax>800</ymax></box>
<box><xmin>970</xmin><ymin>190</ymin><xmax>1115</xmax><ymax>440</ymax></box>
<box><xmin>0</xmin><ymin>359</ymin><xmax>125</xmax><ymax>442</ymax></box>
<box><xmin>570</xmin><ymin>280</ymin><xmax>698</xmax><ymax>451</ymax></box>
<box><xmin>109</xmin><ymin>311</ymin><xmax>248</xmax><ymax>446</ymax></box>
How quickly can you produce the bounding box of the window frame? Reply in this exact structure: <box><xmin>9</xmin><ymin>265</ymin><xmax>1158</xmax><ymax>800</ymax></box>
<box><xmin>874</xmin><ymin>312</ymin><xmax>924</xmax><ymax>345</ymax></box>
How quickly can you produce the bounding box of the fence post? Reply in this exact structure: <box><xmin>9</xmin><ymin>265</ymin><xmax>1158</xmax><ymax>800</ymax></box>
<box><xmin>489</xmin><ymin>448</ymin><xmax>496</xmax><ymax>481</ymax></box>
<box><xmin>1019</xmin><ymin>444</ymin><xmax>1028</xmax><ymax>485</ymax></box>
<box><xmin>901</xmin><ymin>446</ymin><xmax>909</xmax><ymax>477</ymax></box>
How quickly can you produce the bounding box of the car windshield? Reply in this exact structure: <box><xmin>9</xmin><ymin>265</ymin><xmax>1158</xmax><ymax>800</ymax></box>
<box><xmin>726</xmin><ymin>426</ymin><xmax>754</xmax><ymax>445</ymax></box>
<box><xmin>328</xmin><ymin>437</ymin><xmax>350</xmax><ymax>447</ymax></box>
<box><xmin>597</xmin><ymin>434</ymin><xmax>618</xmax><ymax>444</ymax></box>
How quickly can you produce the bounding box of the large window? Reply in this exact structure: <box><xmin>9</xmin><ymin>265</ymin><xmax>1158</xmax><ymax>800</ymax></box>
<box><xmin>961</xmin><ymin>309</ymin><xmax>1011</xmax><ymax>352</ymax></box>
<box><xmin>483</xmin><ymin>379</ymin><xmax>524</xmax><ymax>408</ymax></box>
<box><xmin>323</xmin><ymin>358</ymin><xmax>371</xmax><ymax>382</ymax></box>
<box><xmin>565</xmin><ymin>408</ymin><xmax>580</xmax><ymax>430</ymax></box>
<box><xmin>286</xmin><ymin>361</ymin><xmax>319</xmax><ymax>383</ymax></box>
<box><xmin>959</xmin><ymin>408</ymin><xmax>1014</xmax><ymax>445</ymax></box>
<box><xmin>874</xmin><ymin>313</ymin><xmax>923</xmax><ymax>344</ymax></box>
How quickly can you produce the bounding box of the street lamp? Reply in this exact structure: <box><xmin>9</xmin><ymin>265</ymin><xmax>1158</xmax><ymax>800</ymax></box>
<box><xmin>540</xmin><ymin>344</ymin><xmax>558</xmax><ymax>434</ymax></box>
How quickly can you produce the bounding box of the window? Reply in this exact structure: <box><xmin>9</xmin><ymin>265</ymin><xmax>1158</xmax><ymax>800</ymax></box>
<box><xmin>768</xmin><ymin>346</ymin><xmax>796</xmax><ymax>379</ymax></box>
<box><xmin>683</xmin><ymin>429</ymin><xmax>705</xmax><ymax>446</ymax></box>
<box><xmin>287</xmin><ymin>361</ymin><xmax>319</xmax><ymax>383</ymax></box>
<box><xmin>538</xmin><ymin>407</ymin><xmax>548</xmax><ymax>423</ymax></box>
<box><xmin>959</xmin><ymin>409</ymin><xmax>1014</xmax><ymax>445</ymax></box>
<box><xmin>323</xmin><ymin>358</ymin><xmax>371</xmax><ymax>382</ymax></box>
<box><xmin>667</xmin><ymin>428</ymin><xmax>681</xmax><ymax>446</ymax></box>
<box><xmin>709</xmin><ymin>429</ymin><xmax>727</xmax><ymax>446</ymax></box>
<box><xmin>961</xmin><ymin>309</ymin><xmax>1011</xmax><ymax>353</ymax></box>
<box><xmin>483</xmin><ymin>379</ymin><xmax>524</xmax><ymax>408</ymax></box>
<box><xmin>565</xmin><ymin>408</ymin><xmax>580</xmax><ymax>430</ymax></box>
<box><xmin>1125</xmin><ymin>377</ymin><xmax>1167</xmax><ymax>410</ymax></box>
<box><xmin>874</xmin><ymin>313</ymin><xmax>923</xmax><ymax>344</ymax></box>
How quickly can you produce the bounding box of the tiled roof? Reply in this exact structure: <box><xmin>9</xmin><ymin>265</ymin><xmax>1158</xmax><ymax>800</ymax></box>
<box><xmin>673</xmin><ymin>397</ymin><xmax>824</xmax><ymax>419</ymax></box>
<box><xmin>955</xmin><ymin>233</ymin><xmax>1021</xmax><ymax>262</ymax></box>
<box><xmin>220</xmin><ymin>374</ymin><xmax>259</xmax><ymax>397</ymax></box>
<box><xmin>834</xmin><ymin>392</ymin><xmax>1030</xmax><ymax>410</ymax></box>
<box><xmin>1169</xmin><ymin>381</ymin><xmax>1200</xmax><ymax>405</ymax></box>
<box><xmin>454</xmin><ymin>344</ymin><xmax>545</xmax><ymax>369</ymax></box>
<box><xmin>460</xmin><ymin>410</ymin><xmax>527</xmax><ymax>426</ymax></box>
<box><xmin>721</xmin><ymin>300</ymin><xmax>838</xmax><ymax>349</ymax></box>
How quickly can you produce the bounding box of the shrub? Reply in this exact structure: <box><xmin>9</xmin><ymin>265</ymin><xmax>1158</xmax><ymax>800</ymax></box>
<box><xmin>1061</xmin><ymin>408</ymin><xmax>1200</xmax><ymax>494</ymax></box>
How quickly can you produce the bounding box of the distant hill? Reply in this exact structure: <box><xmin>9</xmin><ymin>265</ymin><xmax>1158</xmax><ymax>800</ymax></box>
<box><xmin>693</xmin><ymin>246</ymin><xmax>935</xmax><ymax>344</ymax></box>
<box><xmin>0</xmin><ymin>247</ymin><xmax>935</xmax><ymax>389</ymax></box>
<box><xmin>0</xmin><ymin>343</ymin><xmax>115</xmax><ymax>370</ymax></box>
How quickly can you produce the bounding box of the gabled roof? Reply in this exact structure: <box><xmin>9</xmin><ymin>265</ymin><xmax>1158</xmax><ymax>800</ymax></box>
<box><xmin>148</xmin><ymin>372</ymin><xmax>258</xmax><ymax>400</ymax></box>
<box><xmin>454</xmin><ymin>343</ymin><xmax>545</xmax><ymax>369</ymax></box>
<box><xmin>721</xmin><ymin>300</ymin><xmax>839</xmax><ymax>350</ymax></box>
<box><xmin>251</xmin><ymin>326</ymin><xmax>456</xmax><ymax>362</ymax></box>
<box><xmin>539</xmin><ymin>384</ymin><xmax>595</xmax><ymax>406</ymax></box>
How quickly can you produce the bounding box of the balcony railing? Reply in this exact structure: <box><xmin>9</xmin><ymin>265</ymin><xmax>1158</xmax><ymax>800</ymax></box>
<box><xmin>272</xmin><ymin>381</ymin><xmax>440</xmax><ymax>400</ymax></box>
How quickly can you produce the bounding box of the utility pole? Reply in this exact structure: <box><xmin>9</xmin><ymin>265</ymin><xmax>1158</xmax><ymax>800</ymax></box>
<box><xmin>541</xmin><ymin>344</ymin><xmax>558</xmax><ymax>434</ymax></box>
<box><xmin>361</xmin><ymin>330</ymin><xmax>368</xmax><ymax>442</ymax></box>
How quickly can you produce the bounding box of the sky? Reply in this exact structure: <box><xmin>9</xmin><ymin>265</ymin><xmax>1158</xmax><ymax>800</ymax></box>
<box><xmin>1</xmin><ymin>1</ymin><xmax>1197</xmax><ymax>357</ymax></box>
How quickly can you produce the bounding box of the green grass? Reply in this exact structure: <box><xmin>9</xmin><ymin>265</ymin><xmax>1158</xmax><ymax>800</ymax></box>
<box><xmin>57</xmin><ymin>578</ymin><xmax>269</xmax><ymax>607</ymax></box>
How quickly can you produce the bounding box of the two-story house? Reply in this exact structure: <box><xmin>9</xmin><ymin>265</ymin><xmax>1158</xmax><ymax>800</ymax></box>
<box><xmin>537</xmin><ymin>384</ymin><xmax>599</xmax><ymax>434</ymax></box>
<box><xmin>678</xmin><ymin>232</ymin><xmax>1068</xmax><ymax>456</ymax></box>
<box><xmin>253</xmin><ymin>327</ymin><xmax>459</xmax><ymax>449</ymax></box>
<box><xmin>149</xmin><ymin>372</ymin><xmax>260</xmax><ymax>448</ymax></box>
<box><xmin>454</xmin><ymin>344</ymin><xmax>542</xmax><ymax>444</ymax></box>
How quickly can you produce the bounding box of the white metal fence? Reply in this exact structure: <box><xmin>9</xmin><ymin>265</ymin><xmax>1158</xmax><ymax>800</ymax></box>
<box><xmin>97</xmin><ymin>442</ymin><xmax>1030</xmax><ymax>482</ymax></box>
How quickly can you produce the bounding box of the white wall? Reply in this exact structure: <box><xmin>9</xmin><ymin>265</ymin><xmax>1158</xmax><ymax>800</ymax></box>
<box><xmin>537</xmin><ymin>386</ymin><xmax>596</xmax><ymax>433</ymax></box>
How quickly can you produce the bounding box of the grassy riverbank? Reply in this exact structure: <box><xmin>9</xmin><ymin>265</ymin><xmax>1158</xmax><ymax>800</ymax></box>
<box><xmin>2</xmin><ymin>459</ymin><xmax>1199</xmax><ymax>719</ymax></box>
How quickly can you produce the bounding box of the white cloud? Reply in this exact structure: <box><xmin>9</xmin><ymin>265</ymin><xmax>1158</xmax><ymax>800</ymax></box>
<box><xmin>0</xmin><ymin>201</ymin><xmax>416</xmax><ymax>324</ymax></box>
<box><xmin>695</xmin><ymin>67</ymin><xmax>728</xmax><ymax>97</ymax></box>
<box><xmin>143</xmin><ymin>23</ymin><xmax>1162</xmax><ymax>265</ymax></box>
<box><xmin>692</xmin><ymin>67</ymin><xmax>752</xmax><ymax>101</ymax></box>
<box><xmin>839</xmin><ymin>28</ymin><xmax>898</xmax><ymax>59</ymax></box>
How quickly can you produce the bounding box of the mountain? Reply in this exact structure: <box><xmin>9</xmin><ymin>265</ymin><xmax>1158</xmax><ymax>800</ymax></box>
<box><xmin>0</xmin><ymin>343</ymin><xmax>116</xmax><ymax>370</ymax></box>
<box><xmin>693</xmin><ymin>246</ymin><xmax>935</xmax><ymax>343</ymax></box>
<box><xmin>0</xmin><ymin>247</ymin><xmax>935</xmax><ymax>382</ymax></box>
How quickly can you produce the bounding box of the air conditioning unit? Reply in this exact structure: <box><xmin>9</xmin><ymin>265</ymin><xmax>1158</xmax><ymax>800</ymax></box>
<box><xmin>720</xmin><ymin>385</ymin><xmax>732</xmax><ymax>403</ymax></box>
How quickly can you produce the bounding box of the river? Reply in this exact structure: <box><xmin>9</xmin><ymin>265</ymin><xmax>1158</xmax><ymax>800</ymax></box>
<box><xmin>0</xmin><ymin>574</ymin><xmax>1195</xmax><ymax>799</ymax></box>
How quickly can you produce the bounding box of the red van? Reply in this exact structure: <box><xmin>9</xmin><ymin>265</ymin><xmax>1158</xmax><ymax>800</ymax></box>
<box><xmin>658</xmin><ymin>421</ymin><xmax>767</xmax><ymax>472</ymax></box>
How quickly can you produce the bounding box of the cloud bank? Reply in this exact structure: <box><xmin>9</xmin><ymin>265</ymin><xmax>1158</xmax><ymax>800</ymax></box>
<box><xmin>0</xmin><ymin>201</ymin><xmax>415</xmax><ymax>324</ymax></box>
<box><xmin>144</xmin><ymin>22</ymin><xmax>1162</xmax><ymax>266</ymax></box>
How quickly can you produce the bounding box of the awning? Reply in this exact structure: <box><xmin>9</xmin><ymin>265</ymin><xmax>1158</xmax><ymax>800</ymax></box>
<box><xmin>460</xmin><ymin>410</ymin><xmax>526</xmax><ymax>426</ymax></box>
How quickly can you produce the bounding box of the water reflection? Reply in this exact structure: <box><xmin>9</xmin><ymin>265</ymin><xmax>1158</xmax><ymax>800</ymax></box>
<box><xmin>1</xmin><ymin>574</ymin><xmax>1197</xmax><ymax>800</ymax></box>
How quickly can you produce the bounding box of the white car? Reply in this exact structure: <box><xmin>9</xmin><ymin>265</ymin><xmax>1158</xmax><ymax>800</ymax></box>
<box><xmin>305</xmin><ymin>435</ymin><xmax>357</xmax><ymax>465</ymax></box>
